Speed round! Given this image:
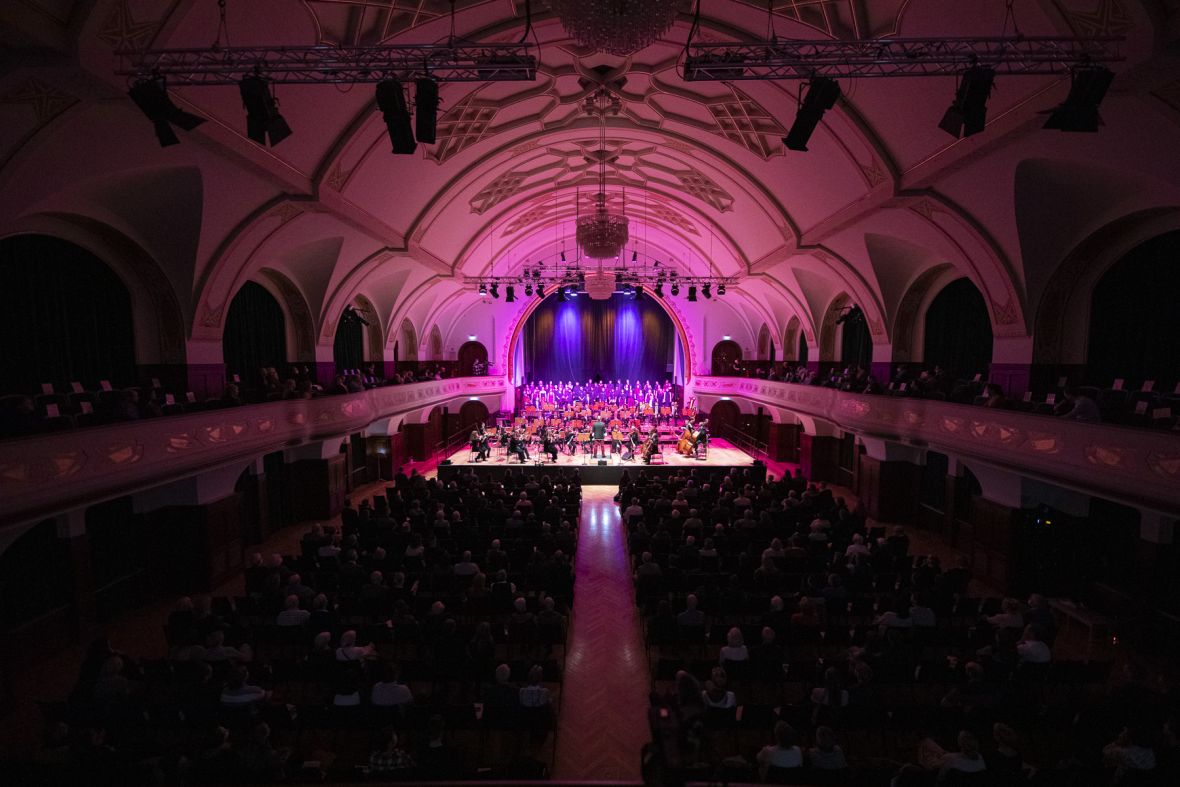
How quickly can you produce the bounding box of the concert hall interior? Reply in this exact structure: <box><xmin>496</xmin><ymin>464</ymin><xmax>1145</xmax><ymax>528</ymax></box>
<box><xmin>3</xmin><ymin>1</ymin><xmax>1180</xmax><ymax>785</ymax></box>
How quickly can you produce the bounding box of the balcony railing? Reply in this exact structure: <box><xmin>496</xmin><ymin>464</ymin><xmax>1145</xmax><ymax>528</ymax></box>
<box><xmin>691</xmin><ymin>376</ymin><xmax>1180</xmax><ymax>514</ymax></box>
<box><xmin>0</xmin><ymin>377</ymin><xmax>508</xmax><ymax>529</ymax></box>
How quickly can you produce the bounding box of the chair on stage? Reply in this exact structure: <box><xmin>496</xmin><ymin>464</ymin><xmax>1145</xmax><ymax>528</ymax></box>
<box><xmin>694</xmin><ymin>433</ymin><xmax>709</xmax><ymax>460</ymax></box>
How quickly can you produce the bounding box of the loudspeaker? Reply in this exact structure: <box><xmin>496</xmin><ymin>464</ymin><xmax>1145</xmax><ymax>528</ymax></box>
<box><xmin>598</xmin><ymin>460</ymin><xmax>607</xmax><ymax>466</ymax></box>
<box><xmin>439</xmin><ymin>459</ymin><xmax>452</xmax><ymax>466</ymax></box>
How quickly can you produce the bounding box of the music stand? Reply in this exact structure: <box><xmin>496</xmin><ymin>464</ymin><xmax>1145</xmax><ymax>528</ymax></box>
<box><xmin>576</xmin><ymin>433</ymin><xmax>591</xmax><ymax>465</ymax></box>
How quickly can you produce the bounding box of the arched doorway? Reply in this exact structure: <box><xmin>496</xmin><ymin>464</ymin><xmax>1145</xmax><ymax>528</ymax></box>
<box><xmin>924</xmin><ymin>278</ymin><xmax>993</xmax><ymax>380</ymax></box>
<box><xmin>223</xmin><ymin>281</ymin><xmax>287</xmax><ymax>384</ymax></box>
<box><xmin>1086</xmin><ymin>231</ymin><xmax>1180</xmax><ymax>386</ymax></box>
<box><xmin>839</xmin><ymin>308</ymin><xmax>872</xmax><ymax>370</ymax></box>
<box><xmin>333</xmin><ymin>310</ymin><xmax>364</xmax><ymax>372</ymax></box>
<box><xmin>0</xmin><ymin>234</ymin><xmax>136</xmax><ymax>392</ymax></box>
<box><xmin>708</xmin><ymin>399</ymin><xmax>741</xmax><ymax>437</ymax></box>
<box><xmin>458</xmin><ymin>400</ymin><xmax>489</xmax><ymax>432</ymax></box>
<box><xmin>457</xmin><ymin>341</ymin><xmax>488</xmax><ymax>376</ymax></box>
<box><xmin>798</xmin><ymin>332</ymin><xmax>809</xmax><ymax>366</ymax></box>
<box><xmin>712</xmin><ymin>340</ymin><xmax>743</xmax><ymax>376</ymax></box>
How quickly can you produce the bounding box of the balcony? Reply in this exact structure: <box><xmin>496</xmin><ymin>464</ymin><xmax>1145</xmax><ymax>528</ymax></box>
<box><xmin>691</xmin><ymin>376</ymin><xmax>1180</xmax><ymax>514</ymax></box>
<box><xmin>0</xmin><ymin>377</ymin><xmax>508</xmax><ymax>528</ymax></box>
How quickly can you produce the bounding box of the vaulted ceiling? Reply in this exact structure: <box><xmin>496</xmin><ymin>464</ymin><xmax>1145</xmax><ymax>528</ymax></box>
<box><xmin>1</xmin><ymin>0</ymin><xmax>1179</xmax><ymax>364</ymax></box>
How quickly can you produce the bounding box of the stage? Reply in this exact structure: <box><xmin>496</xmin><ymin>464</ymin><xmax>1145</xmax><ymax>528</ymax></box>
<box><xmin>436</xmin><ymin>438</ymin><xmax>765</xmax><ymax>485</ymax></box>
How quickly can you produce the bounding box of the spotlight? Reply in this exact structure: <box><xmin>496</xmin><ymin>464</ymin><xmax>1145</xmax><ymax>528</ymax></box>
<box><xmin>524</xmin><ymin>283</ymin><xmax>534</xmax><ymax>297</ymax></box>
<box><xmin>654</xmin><ymin>282</ymin><xmax>664</xmax><ymax>297</ymax></box>
<box><xmin>239</xmin><ymin>74</ymin><xmax>292</xmax><ymax>146</ymax></box>
<box><xmin>717</xmin><ymin>283</ymin><xmax>726</xmax><ymax>296</ymax></box>
<box><xmin>478</xmin><ymin>282</ymin><xmax>487</xmax><ymax>297</ymax></box>
<box><xmin>670</xmin><ymin>282</ymin><xmax>680</xmax><ymax>297</ymax></box>
<box><xmin>489</xmin><ymin>283</ymin><xmax>500</xmax><ymax>299</ymax></box>
<box><xmin>415</xmin><ymin>77</ymin><xmax>439</xmax><ymax>144</ymax></box>
<box><xmin>631</xmin><ymin>249</ymin><xmax>638</xmax><ymax>262</ymax></box>
<box><xmin>784</xmin><ymin>77</ymin><xmax>841</xmax><ymax>152</ymax></box>
<box><xmin>128</xmin><ymin>77</ymin><xmax>205</xmax><ymax>147</ymax></box>
<box><xmin>687</xmin><ymin>285</ymin><xmax>698</xmax><ymax>302</ymax></box>
<box><xmin>375</xmin><ymin>80</ymin><xmax>416</xmax><ymax>154</ymax></box>
<box><xmin>536</xmin><ymin>284</ymin><xmax>545</xmax><ymax>298</ymax></box>
<box><xmin>702</xmin><ymin>283</ymin><xmax>712</xmax><ymax>299</ymax></box>
<box><xmin>504</xmin><ymin>285</ymin><xmax>515</xmax><ymax>303</ymax></box>
<box><xmin>635</xmin><ymin>284</ymin><xmax>644</xmax><ymax>298</ymax></box>
<box><xmin>1043</xmin><ymin>66</ymin><xmax>1115</xmax><ymax>133</ymax></box>
<box><xmin>939</xmin><ymin>66</ymin><xmax>995</xmax><ymax>139</ymax></box>
<box><xmin>560</xmin><ymin>250</ymin><xmax>567</xmax><ymax>262</ymax></box>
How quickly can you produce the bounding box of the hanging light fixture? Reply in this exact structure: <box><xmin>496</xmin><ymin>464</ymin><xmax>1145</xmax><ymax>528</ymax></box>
<box><xmin>575</xmin><ymin>87</ymin><xmax>629</xmax><ymax>262</ymax></box>
<box><xmin>547</xmin><ymin>0</ymin><xmax>679</xmax><ymax>56</ymax></box>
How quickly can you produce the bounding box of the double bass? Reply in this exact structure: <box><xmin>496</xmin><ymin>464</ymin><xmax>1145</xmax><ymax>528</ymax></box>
<box><xmin>676</xmin><ymin>422</ymin><xmax>698</xmax><ymax>456</ymax></box>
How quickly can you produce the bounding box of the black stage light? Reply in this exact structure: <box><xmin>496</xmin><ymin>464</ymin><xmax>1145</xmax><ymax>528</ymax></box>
<box><xmin>376</xmin><ymin>80</ymin><xmax>416</xmax><ymax>154</ymax></box>
<box><xmin>239</xmin><ymin>74</ymin><xmax>292</xmax><ymax>146</ymax></box>
<box><xmin>702</xmin><ymin>283</ymin><xmax>712</xmax><ymax>299</ymax></box>
<box><xmin>670</xmin><ymin>282</ymin><xmax>680</xmax><ymax>297</ymax></box>
<box><xmin>939</xmin><ymin>66</ymin><xmax>995</xmax><ymax>139</ymax></box>
<box><xmin>489</xmin><ymin>282</ymin><xmax>500</xmax><ymax>299</ymax></box>
<box><xmin>784</xmin><ymin>77</ymin><xmax>841</xmax><ymax>152</ymax></box>
<box><xmin>505</xmin><ymin>285</ymin><xmax>515</xmax><ymax>303</ymax></box>
<box><xmin>717</xmin><ymin>283</ymin><xmax>726</xmax><ymax>296</ymax></box>
<box><xmin>1043</xmin><ymin>66</ymin><xmax>1114</xmax><ymax>133</ymax></box>
<box><xmin>128</xmin><ymin>77</ymin><xmax>205</xmax><ymax>147</ymax></box>
<box><xmin>560</xmin><ymin>250</ymin><xmax>567</xmax><ymax>262</ymax></box>
<box><xmin>536</xmin><ymin>284</ymin><xmax>545</xmax><ymax>298</ymax></box>
<box><xmin>415</xmin><ymin>77</ymin><xmax>439</xmax><ymax>144</ymax></box>
<box><xmin>478</xmin><ymin>282</ymin><xmax>487</xmax><ymax>297</ymax></box>
<box><xmin>631</xmin><ymin>249</ymin><xmax>638</xmax><ymax>262</ymax></box>
<box><xmin>634</xmin><ymin>284</ymin><xmax>643</xmax><ymax>298</ymax></box>
<box><xmin>524</xmin><ymin>283</ymin><xmax>533</xmax><ymax>297</ymax></box>
<box><xmin>687</xmin><ymin>285</ymin><xmax>698</xmax><ymax>302</ymax></box>
<box><xmin>654</xmin><ymin>282</ymin><xmax>664</xmax><ymax>297</ymax></box>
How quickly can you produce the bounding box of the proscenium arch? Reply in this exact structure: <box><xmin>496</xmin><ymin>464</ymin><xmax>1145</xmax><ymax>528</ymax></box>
<box><xmin>502</xmin><ymin>287</ymin><xmax>694</xmax><ymax>384</ymax></box>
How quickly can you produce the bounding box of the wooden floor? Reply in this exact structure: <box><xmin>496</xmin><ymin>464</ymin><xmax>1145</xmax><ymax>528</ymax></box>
<box><xmin>444</xmin><ymin>438</ymin><xmax>755</xmax><ymax>469</ymax></box>
<box><xmin>553</xmin><ymin>486</ymin><xmax>650</xmax><ymax>781</ymax></box>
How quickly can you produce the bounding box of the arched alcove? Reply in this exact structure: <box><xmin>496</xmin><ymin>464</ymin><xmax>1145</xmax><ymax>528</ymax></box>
<box><xmin>223</xmin><ymin>281</ymin><xmax>287</xmax><ymax>383</ymax></box>
<box><xmin>0</xmin><ymin>234</ymin><xmax>136</xmax><ymax>393</ymax></box>
<box><xmin>457</xmin><ymin>341</ymin><xmax>488</xmax><ymax>376</ymax></box>
<box><xmin>1086</xmin><ymin>231</ymin><xmax>1180</xmax><ymax>386</ymax></box>
<box><xmin>400</xmin><ymin>319</ymin><xmax>419</xmax><ymax>362</ymax></box>
<box><xmin>458</xmin><ymin>399</ymin><xmax>490</xmax><ymax>431</ymax></box>
<box><xmin>429</xmin><ymin>324</ymin><xmax>443</xmax><ymax>360</ymax></box>
<box><xmin>923</xmin><ymin>278</ymin><xmax>993</xmax><ymax>379</ymax></box>
<box><xmin>712</xmin><ymin>340</ymin><xmax>742</xmax><ymax>376</ymax></box>
<box><xmin>708</xmin><ymin>399</ymin><xmax>741</xmax><ymax>435</ymax></box>
<box><xmin>757</xmin><ymin>324</ymin><xmax>772</xmax><ymax>361</ymax></box>
<box><xmin>783</xmin><ymin>317</ymin><xmax>801</xmax><ymax>362</ymax></box>
<box><xmin>333</xmin><ymin>309</ymin><xmax>364</xmax><ymax>372</ymax></box>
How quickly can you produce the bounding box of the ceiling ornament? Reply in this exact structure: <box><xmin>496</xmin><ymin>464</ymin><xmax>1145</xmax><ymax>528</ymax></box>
<box><xmin>97</xmin><ymin>0</ymin><xmax>160</xmax><ymax>52</ymax></box>
<box><xmin>708</xmin><ymin>86</ymin><xmax>789</xmax><ymax>159</ymax></box>
<box><xmin>1052</xmin><ymin>0</ymin><xmax>1133</xmax><ymax>38</ymax></box>
<box><xmin>425</xmin><ymin>96</ymin><xmax>499</xmax><ymax>164</ymax></box>
<box><xmin>575</xmin><ymin>88</ymin><xmax>629</xmax><ymax>260</ymax></box>
<box><xmin>1</xmin><ymin>78</ymin><xmax>77</xmax><ymax>124</ymax></box>
<box><xmin>547</xmin><ymin>0</ymin><xmax>680</xmax><ymax>56</ymax></box>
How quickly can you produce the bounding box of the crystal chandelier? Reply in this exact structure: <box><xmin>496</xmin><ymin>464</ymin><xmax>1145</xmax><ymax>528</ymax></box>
<box><xmin>576</xmin><ymin>88</ymin><xmax>629</xmax><ymax>261</ymax></box>
<box><xmin>548</xmin><ymin>0</ymin><xmax>680</xmax><ymax>56</ymax></box>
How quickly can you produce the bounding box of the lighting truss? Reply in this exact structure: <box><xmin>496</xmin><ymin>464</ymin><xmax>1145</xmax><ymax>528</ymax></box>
<box><xmin>116</xmin><ymin>43</ymin><xmax>538</xmax><ymax>86</ymax></box>
<box><xmin>683</xmin><ymin>36</ymin><xmax>1123</xmax><ymax>81</ymax></box>
<box><xmin>464</xmin><ymin>268</ymin><xmax>740</xmax><ymax>297</ymax></box>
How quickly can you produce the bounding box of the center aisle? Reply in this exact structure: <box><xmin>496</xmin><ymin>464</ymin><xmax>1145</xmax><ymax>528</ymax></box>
<box><xmin>553</xmin><ymin>486</ymin><xmax>651</xmax><ymax>780</ymax></box>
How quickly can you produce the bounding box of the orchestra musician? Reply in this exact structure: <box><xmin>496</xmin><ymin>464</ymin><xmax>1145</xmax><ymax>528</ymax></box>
<box><xmin>470</xmin><ymin>424</ymin><xmax>490</xmax><ymax>462</ymax></box>
<box><xmin>539</xmin><ymin>424</ymin><xmax>558</xmax><ymax>463</ymax></box>
<box><xmin>507</xmin><ymin>427</ymin><xmax>529</xmax><ymax>463</ymax></box>
<box><xmin>621</xmin><ymin>425</ymin><xmax>642</xmax><ymax>461</ymax></box>
<box><xmin>590</xmin><ymin>415</ymin><xmax>607</xmax><ymax>458</ymax></box>
<box><xmin>676</xmin><ymin>420</ymin><xmax>698</xmax><ymax>457</ymax></box>
<box><xmin>693</xmin><ymin>420</ymin><xmax>709</xmax><ymax>459</ymax></box>
<box><xmin>641</xmin><ymin>430</ymin><xmax>660</xmax><ymax>464</ymax></box>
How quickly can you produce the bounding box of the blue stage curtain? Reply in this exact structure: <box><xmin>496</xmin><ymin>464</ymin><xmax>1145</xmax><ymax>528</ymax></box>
<box><xmin>523</xmin><ymin>292</ymin><xmax>673</xmax><ymax>382</ymax></box>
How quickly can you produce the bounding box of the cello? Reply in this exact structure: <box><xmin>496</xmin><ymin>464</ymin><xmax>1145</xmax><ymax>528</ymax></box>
<box><xmin>641</xmin><ymin>431</ymin><xmax>660</xmax><ymax>464</ymax></box>
<box><xmin>676</xmin><ymin>421</ymin><xmax>698</xmax><ymax>456</ymax></box>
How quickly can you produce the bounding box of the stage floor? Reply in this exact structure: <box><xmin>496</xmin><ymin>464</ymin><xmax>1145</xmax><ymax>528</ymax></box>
<box><xmin>438</xmin><ymin>439</ymin><xmax>759</xmax><ymax>484</ymax></box>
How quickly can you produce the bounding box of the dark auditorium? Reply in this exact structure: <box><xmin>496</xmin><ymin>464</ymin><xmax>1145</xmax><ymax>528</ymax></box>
<box><xmin>4</xmin><ymin>2</ymin><xmax>1180</xmax><ymax>786</ymax></box>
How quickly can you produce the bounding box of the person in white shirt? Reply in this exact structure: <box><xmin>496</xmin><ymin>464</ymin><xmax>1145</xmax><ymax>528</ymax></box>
<box><xmin>756</xmin><ymin>721</ymin><xmax>804</xmax><ymax>777</ymax></box>
<box><xmin>1103</xmin><ymin>727</ymin><xmax>1157</xmax><ymax>776</ymax></box>
<box><xmin>275</xmin><ymin>595</ymin><xmax>310</xmax><ymax>627</ymax></box>
<box><xmin>336</xmin><ymin>630</ymin><xmax>375</xmax><ymax>661</ymax></box>
<box><xmin>453</xmin><ymin>550</ymin><xmax>480</xmax><ymax>577</ymax></box>
<box><xmin>1015</xmin><ymin>624</ymin><xmax>1051</xmax><ymax>663</ymax></box>
<box><xmin>986</xmin><ymin>598</ymin><xmax>1025</xmax><ymax>630</ymax></box>
<box><xmin>719</xmin><ymin>627</ymin><xmax>749</xmax><ymax>665</ymax></box>
<box><xmin>701</xmin><ymin>668</ymin><xmax>736</xmax><ymax>709</ymax></box>
<box><xmin>844</xmin><ymin>533</ymin><xmax>871</xmax><ymax>558</ymax></box>
<box><xmin>919</xmin><ymin>730</ymin><xmax>987</xmax><ymax>776</ymax></box>
<box><xmin>371</xmin><ymin>664</ymin><xmax>413</xmax><ymax>707</ymax></box>
<box><xmin>623</xmin><ymin>498</ymin><xmax>644</xmax><ymax>522</ymax></box>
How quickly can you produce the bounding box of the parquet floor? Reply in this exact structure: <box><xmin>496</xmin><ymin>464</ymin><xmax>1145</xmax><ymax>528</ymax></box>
<box><xmin>553</xmin><ymin>486</ymin><xmax>651</xmax><ymax>781</ymax></box>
